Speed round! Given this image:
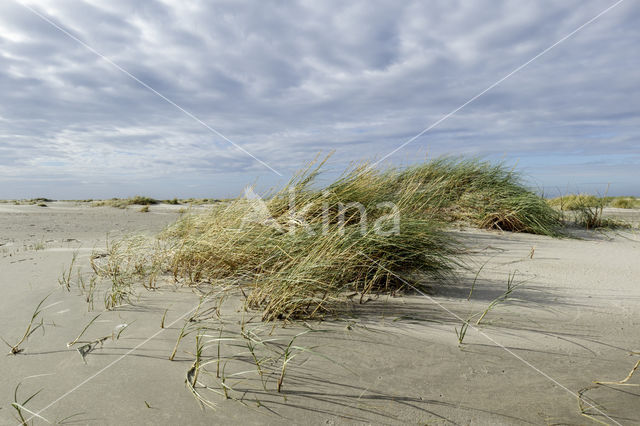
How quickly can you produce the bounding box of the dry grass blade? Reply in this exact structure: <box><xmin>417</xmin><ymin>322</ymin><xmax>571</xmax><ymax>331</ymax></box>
<box><xmin>577</xmin><ymin>385</ymin><xmax>610</xmax><ymax>425</ymax></box>
<box><xmin>67</xmin><ymin>314</ymin><xmax>101</xmax><ymax>347</ymax></box>
<box><xmin>594</xmin><ymin>358</ymin><xmax>640</xmax><ymax>386</ymax></box>
<box><xmin>3</xmin><ymin>294</ymin><xmax>50</xmax><ymax>355</ymax></box>
<box><xmin>455</xmin><ymin>320</ymin><xmax>470</xmax><ymax>345</ymax></box>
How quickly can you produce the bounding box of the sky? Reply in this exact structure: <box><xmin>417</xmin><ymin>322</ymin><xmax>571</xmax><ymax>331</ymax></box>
<box><xmin>0</xmin><ymin>0</ymin><xmax>638</xmax><ymax>199</ymax></box>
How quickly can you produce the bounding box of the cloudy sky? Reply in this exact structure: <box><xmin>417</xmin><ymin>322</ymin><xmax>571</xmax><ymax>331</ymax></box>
<box><xmin>0</xmin><ymin>0</ymin><xmax>638</xmax><ymax>199</ymax></box>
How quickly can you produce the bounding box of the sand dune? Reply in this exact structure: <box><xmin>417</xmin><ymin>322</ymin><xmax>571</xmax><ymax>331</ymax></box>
<box><xmin>1</xmin><ymin>202</ymin><xmax>638</xmax><ymax>425</ymax></box>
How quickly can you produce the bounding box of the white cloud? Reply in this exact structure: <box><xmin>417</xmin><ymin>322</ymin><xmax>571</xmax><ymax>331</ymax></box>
<box><xmin>0</xmin><ymin>0</ymin><xmax>638</xmax><ymax>198</ymax></box>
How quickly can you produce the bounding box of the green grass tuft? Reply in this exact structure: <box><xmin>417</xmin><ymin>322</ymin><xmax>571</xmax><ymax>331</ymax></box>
<box><xmin>90</xmin><ymin>156</ymin><xmax>562</xmax><ymax>321</ymax></box>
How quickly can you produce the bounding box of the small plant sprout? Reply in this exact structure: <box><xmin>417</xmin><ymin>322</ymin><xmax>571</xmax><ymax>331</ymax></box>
<box><xmin>11</xmin><ymin>382</ymin><xmax>47</xmax><ymax>425</ymax></box>
<box><xmin>475</xmin><ymin>270</ymin><xmax>522</xmax><ymax>325</ymax></box>
<box><xmin>56</xmin><ymin>412</ymin><xmax>87</xmax><ymax>424</ymax></box>
<box><xmin>190</xmin><ymin>331</ymin><xmax>205</xmax><ymax>387</ymax></box>
<box><xmin>216</xmin><ymin>326</ymin><xmax>223</xmax><ymax>378</ymax></box>
<box><xmin>58</xmin><ymin>252</ymin><xmax>78</xmax><ymax>291</ymax></box>
<box><xmin>169</xmin><ymin>296</ymin><xmax>212</xmax><ymax>360</ymax></box>
<box><xmin>33</xmin><ymin>239</ymin><xmax>45</xmax><ymax>251</ymax></box>
<box><xmin>161</xmin><ymin>308</ymin><xmax>169</xmax><ymax>328</ymax></box>
<box><xmin>114</xmin><ymin>322</ymin><xmax>132</xmax><ymax>340</ymax></box>
<box><xmin>277</xmin><ymin>330</ymin><xmax>310</xmax><ymax>393</ymax></box>
<box><xmin>169</xmin><ymin>318</ymin><xmax>193</xmax><ymax>361</ymax></box>
<box><xmin>221</xmin><ymin>361</ymin><xmax>230</xmax><ymax>399</ymax></box>
<box><xmin>240</xmin><ymin>327</ymin><xmax>274</xmax><ymax>391</ymax></box>
<box><xmin>84</xmin><ymin>275</ymin><xmax>97</xmax><ymax>311</ymax></box>
<box><xmin>67</xmin><ymin>314</ymin><xmax>101</xmax><ymax>347</ymax></box>
<box><xmin>455</xmin><ymin>320</ymin><xmax>470</xmax><ymax>345</ymax></box>
<box><xmin>2</xmin><ymin>294</ymin><xmax>49</xmax><ymax>355</ymax></box>
<box><xmin>468</xmin><ymin>254</ymin><xmax>499</xmax><ymax>300</ymax></box>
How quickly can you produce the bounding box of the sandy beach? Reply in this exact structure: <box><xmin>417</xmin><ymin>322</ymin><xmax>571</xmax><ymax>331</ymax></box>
<box><xmin>3</xmin><ymin>0</ymin><xmax>640</xmax><ymax>423</ymax></box>
<box><xmin>0</xmin><ymin>202</ymin><xmax>638</xmax><ymax>424</ymax></box>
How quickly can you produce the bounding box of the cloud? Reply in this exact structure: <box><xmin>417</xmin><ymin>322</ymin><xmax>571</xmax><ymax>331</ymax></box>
<box><xmin>0</xmin><ymin>0</ymin><xmax>638</xmax><ymax>198</ymax></box>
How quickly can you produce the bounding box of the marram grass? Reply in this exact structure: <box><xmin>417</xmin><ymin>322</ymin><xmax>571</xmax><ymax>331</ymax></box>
<box><xmin>547</xmin><ymin>194</ymin><xmax>640</xmax><ymax>210</ymax></box>
<box><xmin>91</xmin><ymin>156</ymin><xmax>561</xmax><ymax>320</ymax></box>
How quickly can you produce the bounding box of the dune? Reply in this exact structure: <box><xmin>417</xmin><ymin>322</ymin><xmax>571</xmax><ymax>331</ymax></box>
<box><xmin>0</xmin><ymin>202</ymin><xmax>638</xmax><ymax>424</ymax></box>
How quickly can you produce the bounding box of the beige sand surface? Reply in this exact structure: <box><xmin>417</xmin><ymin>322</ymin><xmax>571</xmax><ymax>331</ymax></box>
<box><xmin>1</xmin><ymin>202</ymin><xmax>639</xmax><ymax>425</ymax></box>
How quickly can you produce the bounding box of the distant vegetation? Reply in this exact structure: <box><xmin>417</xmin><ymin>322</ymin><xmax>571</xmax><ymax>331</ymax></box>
<box><xmin>546</xmin><ymin>194</ymin><xmax>638</xmax><ymax>229</ymax></box>
<box><xmin>91</xmin><ymin>196</ymin><xmax>224</xmax><ymax>208</ymax></box>
<box><xmin>0</xmin><ymin>198</ymin><xmax>55</xmax><ymax>205</ymax></box>
<box><xmin>547</xmin><ymin>194</ymin><xmax>639</xmax><ymax>210</ymax></box>
<box><xmin>92</xmin><ymin>196</ymin><xmax>159</xmax><ymax>208</ymax></box>
<box><xmin>609</xmin><ymin>197</ymin><xmax>639</xmax><ymax>209</ymax></box>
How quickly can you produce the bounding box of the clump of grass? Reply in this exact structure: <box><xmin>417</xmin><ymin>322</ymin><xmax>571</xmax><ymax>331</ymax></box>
<box><xmin>10</xmin><ymin>198</ymin><xmax>53</xmax><ymax>206</ymax></box>
<box><xmin>395</xmin><ymin>158</ymin><xmax>562</xmax><ymax>235</ymax></box>
<box><xmin>92</xmin><ymin>196</ymin><xmax>158</xmax><ymax>209</ymax></box>
<box><xmin>572</xmin><ymin>193</ymin><xmax>630</xmax><ymax>230</ymax></box>
<box><xmin>181</xmin><ymin>198</ymin><xmax>224</xmax><ymax>205</ymax></box>
<box><xmin>549</xmin><ymin>191</ymin><xmax>635</xmax><ymax>229</ymax></box>
<box><xmin>31</xmin><ymin>239</ymin><xmax>45</xmax><ymax>251</ymax></box>
<box><xmin>549</xmin><ymin>194</ymin><xmax>640</xmax><ymax>211</ymax></box>
<box><xmin>90</xmin><ymin>236</ymin><xmax>168</xmax><ymax>309</ymax></box>
<box><xmin>125</xmin><ymin>195</ymin><xmax>158</xmax><ymax>205</ymax></box>
<box><xmin>610</xmin><ymin>197</ymin><xmax>637</xmax><ymax>209</ymax></box>
<box><xmin>547</xmin><ymin>194</ymin><xmax>600</xmax><ymax>211</ymax></box>
<box><xmin>160</xmin><ymin>160</ymin><xmax>460</xmax><ymax>319</ymax></box>
<box><xmin>139</xmin><ymin>205</ymin><xmax>150</xmax><ymax>213</ymax></box>
<box><xmin>575</xmin><ymin>203</ymin><xmax>606</xmax><ymax>230</ymax></box>
<box><xmin>89</xmin><ymin>156</ymin><xmax>561</xmax><ymax>320</ymax></box>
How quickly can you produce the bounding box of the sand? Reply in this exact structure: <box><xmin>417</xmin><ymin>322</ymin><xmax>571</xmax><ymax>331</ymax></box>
<box><xmin>0</xmin><ymin>202</ymin><xmax>639</xmax><ymax>425</ymax></box>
